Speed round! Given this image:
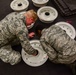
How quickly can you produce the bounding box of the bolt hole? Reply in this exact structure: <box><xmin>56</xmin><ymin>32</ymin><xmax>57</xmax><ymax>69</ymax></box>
<box><xmin>64</xmin><ymin>30</ymin><xmax>66</xmax><ymax>32</ymax></box>
<box><xmin>45</xmin><ymin>12</ymin><xmax>50</xmax><ymax>16</ymax></box>
<box><xmin>18</xmin><ymin>3</ymin><xmax>22</xmax><ymax>6</ymax></box>
<box><xmin>26</xmin><ymin>58</ymin><xmax>28</xmax><ymax>60</ymax></box>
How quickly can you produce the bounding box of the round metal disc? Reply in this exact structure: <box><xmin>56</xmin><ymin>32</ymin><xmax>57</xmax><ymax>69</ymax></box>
<box><xmin>10</xmin><ymin>0</ymin><xmax>29</xmax><ymax>11</ymax></box>
<box><xmin>37</xmin><ymin>6</ymin><xmax>58</xmax><ymax>23</ymax></box>
<box><xmin>32</xmin><ymin>0</ymin><xmax>49</xmax><ymax>7</ymax></box>
<box><xmin>21</xmin><ymin>40</ymin><xmax>48</xmax><ymax>67</ymax></box>
<box><xmin>55</xmin><ymin>22</ymin><xmax>76</xmax><ymax>39</ymax></box>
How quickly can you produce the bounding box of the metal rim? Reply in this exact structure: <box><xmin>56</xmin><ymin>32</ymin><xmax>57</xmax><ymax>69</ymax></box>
<box><xmin>37</xmin><ymin>6</ymin><xmax>58</xmax><ymax>22</ymax></box>
<box><xmin>32</xmin><ymin>0</ymin><xmax>49</xmax><ymax>5</ymax></box>
<box><xmin>10</xmin><ymin>0</ymin><xmax>29</xmax><ymax>11</ymax></box>
<box><xmin>55</xmin><ymin>22</ymin><xmax>76</xmax><ymax>39</ymax></box>
<box><xmin>21</xmin><ymin>40</ymin><xmax>48</xmax><ymax>67</ymax></box>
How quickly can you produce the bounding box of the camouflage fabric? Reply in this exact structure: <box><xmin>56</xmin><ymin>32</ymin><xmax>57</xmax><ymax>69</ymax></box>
<box><xmin>0</xmin><ymin>45</ymin><xmax>21</xmax><ymax>65</ymax></box>
<box><xmin>0</xmin><ymin>12</ymin><xmax>37</xmax><ymax>65</ymax></box>
<box><xmin>40</xmin><ymin>25</ymin><xmax>76</xmax><ymax>64</ymax></box>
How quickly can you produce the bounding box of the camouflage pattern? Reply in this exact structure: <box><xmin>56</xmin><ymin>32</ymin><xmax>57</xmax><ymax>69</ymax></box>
<box><xmin>0</xmin><ymin>12</ymin><xmax>37</xmax><ymax>65</ymax></box>
<box><xmin>40</xmin><ymin>25</ymin><xmax>76</xmax><ymax>64</ymax></box>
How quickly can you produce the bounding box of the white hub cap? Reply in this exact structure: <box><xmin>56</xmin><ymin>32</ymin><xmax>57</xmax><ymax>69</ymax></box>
<box><xmin>21</xmin><ymin>40</ymin><xmax>48</xmax><ymax>67</ymax></box>
<box><xmin>32</xmin><ymin>0</ymin><xmax>49</xmax><ymax>7</ymax></box>
<box><xmin>37</xmin><ymin>6</ymin><xmax>58</xmax><ymax>23</ymax></box>
<box><xmin>10</xmin><ymin>0</ymin><xmax>29</xmax><ymax>11</ymax></box>
<box><xmin>55</xmin><ymin>22</ymin><xmax>76</xmax><ymax>39</ymax></box>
